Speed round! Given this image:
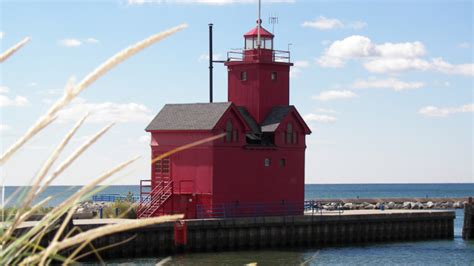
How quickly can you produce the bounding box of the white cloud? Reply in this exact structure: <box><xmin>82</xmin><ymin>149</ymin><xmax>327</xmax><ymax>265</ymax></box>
<box><xmin>348</xmin><ymin>21</ymin><xmax>367</xmax><ymax>30</ymax></box>
<box><xmin>458</xmin><ymin>42</ymin><xmax>470</xmax><ymax>49</ymax></box>
<box><xmin>317</xmin><ymin>35</ymin><xmax>425</xmax><ymax>68</ymax></box>
<box><xmin>364</xmin><ymin>57</ymin><xmax>474</xmax><ymax>76</ymax></box>
<box><xmin>198</xmin><ymin>53</ymin><xmax>222</xmax><ymax>62</ymax></box>
<box><xmin>0</xmin><ymin>86</ymin><xmax>29</xmax><ymax>107</ymax></box>
<box><xmin>290</xmin><ymin>60</ymin><xmax>310</xmax><ymax>78</ymax></box>
<box><xmin>431</xmin><ymin>58</ymin><xmax>474</xmax><ymax>76</ymax></box>
<box><xmin>302</xmin><ymin>16</ymin><xmax>367</xmax><ymax>30</ymax></box>
<box><xmin>352</xmin><ymin>77</ymin><xmax>424</xmax><ymax>91</ymax></box>
<box><xmin>59</xmin><ymin>39</ymin><xmax>82</xmax><ymax>47</ymax></box>
<box><xmin>304</xmin><ymin>113</ymin><xmax>337</xmax><ymax>123</ymax></box>
<box><xmin>0</xmin><ymin>95</ymin><xmax>28</xmax><ymax>107</ymax></box>
<box><xmin>315</xmin><ymin>108</ymin><xmax>337</xmax><ymax>114</ymax></box>
<box><xmin>0</xmin><ymin>124</ymin><xmax>11</xmax><ymax>132</ymax></box>
<box><xmin>294</xmin><ymin>60</ymin><xmax>310</xmax><ymax>68</ymax></box>
<box><xmin>85</xmin><ymin>38</ymin><xmax>99</xmax><ymax>44</ymax></box>
<box><xmin>0</xmin><ymin>31</ymin><xmax>4</xmax><ymax>39</ymax></box>
<box><xmin>0</xmin><ymin>86</ymin><xmax>9</xmax><ymax>94</ymax></box>
<box><xmin>363</xmin><ymin>57</ymin><xmax>431</xmax><ymax>73</ymax></box>
<box><xmin>28</xmin><ymin>82</ymin><xmax>38</xmax><ymax>87</ymax></box>
<box><xmin>57</xmin><ymin>98</ymin><xmax>153</xmax><ymax>123</ymax></box>
<box><xmin>318</xmin><ymin>35</ymin><xmax>473</xmax><ymax>76</ymax></box>
<box><xmin>128</xmin><ymin>0</ymin><xmax>295</xmax><ymax>5</ymax></box>
<box><xmin>38</xmin><ymin>89</ymin><xmax>62</xmax><ymax>96</ymax></box>
<box><xmin>302</xmin><ymin>16</ymin><xmax>343</xmax><ymax>30</ymax></box>
<box><xmin>312</xmin><ymin>90</ymin><xmax>357</xmax><ymax>101</ymax></box>
<box><xmin>419</xmin><ymin>103</ymin><xmax>473</xmax><ymax>117</ymax></box>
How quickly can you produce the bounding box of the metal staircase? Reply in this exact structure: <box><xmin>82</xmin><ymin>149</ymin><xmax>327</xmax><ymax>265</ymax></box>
<box><xmin>138</xmin><ymin>180</ymin><xmax>173</xmax><ymax>218</ymax></box>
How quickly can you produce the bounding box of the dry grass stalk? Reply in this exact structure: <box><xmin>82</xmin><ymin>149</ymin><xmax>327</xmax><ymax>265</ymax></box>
<box><xmin>13</xmin><ymin>197</ymin><xmax>52</xmax><ymax>232</ymax></box>
<box><xmin>52</xmin><ymin>155</ymin><xmax>140</xmax><ymax>218</ymax></box>
<box><xmin>39</xmin><ymin>122</ymin><xmax>114</xmax><ymax>194</ymax></box>
<box><xmin>2</xmin><ymin>120</ymin><xmax>111</xmax><ymax>241</ymax></box>
<box><xmin>0</xmin><ymin>37</ymin><xmax>30</xmax><ymax>63</ymax></box>
<box><xmin>1</xmin><ymin>156</ymin><xmax>140</xmax><ymax>263</ymax></box>
<box><xmin>0</xmin><ymin>24</ymin><xmax>187</xmax><ymax>166</ymax></box>
<box><xmin>21</xmin><ymin>214</ymin><xmax>183</xmax><ymax>265</ymax></box>
<box><xmin>20</xmin><ymin>114</ymin><xmax>89</xmax><ymax>211</ymax></box>
<box><xmin>1</xmin><ymin>24</ymin><xmax>188</xmax><ymax>264</ymax></box>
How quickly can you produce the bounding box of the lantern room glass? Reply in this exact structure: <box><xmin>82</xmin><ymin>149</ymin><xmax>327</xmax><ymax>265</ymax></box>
<box><xmin>245</xmin><ymin>37</ymin><xmax>273</xmax><ymax>50</ymax></box>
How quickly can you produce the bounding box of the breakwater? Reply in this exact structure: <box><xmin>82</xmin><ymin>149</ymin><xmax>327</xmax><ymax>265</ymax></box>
<box><xmin>71</xmin><ymin>210</ymin><xmax>454</xmax><ymax>260</ymax></box>
<box><xmin>312</xmin><ymin>197</ymin><xmax>469</xmax><ymax>210</ymax></box>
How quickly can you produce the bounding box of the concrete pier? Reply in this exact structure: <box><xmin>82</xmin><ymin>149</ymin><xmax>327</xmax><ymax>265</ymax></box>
<box><xmin>463</xmin><ymin>197</ymin><xmax>473</xmax><ymax>240</ymax></box>
<box><xmin>71</xmin><ymin>209</ymin><xmax>454</xmax><ymax>260</ymax></box>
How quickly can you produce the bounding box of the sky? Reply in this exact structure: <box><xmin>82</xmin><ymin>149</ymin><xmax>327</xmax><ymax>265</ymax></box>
<box><xmin>0</xmin><ymin>0</ymin><xmax>472</xmax><ymax>186</ymax></box>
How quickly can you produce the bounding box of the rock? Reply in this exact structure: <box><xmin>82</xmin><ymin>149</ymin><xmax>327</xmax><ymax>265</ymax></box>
<box><xmin>453</xmin><ymin>201</ymin><xmax>463</xmax><ymax>208</ymax></box>
<box><xmin>411</xmin><ymin>202</ymin><xmax>420</xmax><ymax>209</ymax></box>
<box><xmin>343</xmin><ymin>203</ymin><xmax>353</xmax><ymax>210</ymax></box>
<box><xmin>73</xmin><ymin>212</ymin><xmax>94</xmax><ymax>219</ymax></box>
<box><xmin>375</xmin><ymin>202</ymin><xmax>381</xmax><ymax>209</ymax></box>
<box><xmin>387</xmin><ymin>202</ymin><xmax>395</xmax><ymax>209</ymax></box>
<box><xmin>427</xmin><ymin>201</ymin><xmax>434</xmax><ymax>208</ymax></box>
<box><xmin>403</xmin><ymin>202</ymin><xmax>412</xmax><ymax>209</ymax></box>
<box><xmin>445</xmin><ymin>202</ymin><xmax>453</xmax><ymax>208</ymax></box>
<box><xmin>364</xmin><ymin>204</ymin><xmax>375</xmax><ymax>210</ymax></box>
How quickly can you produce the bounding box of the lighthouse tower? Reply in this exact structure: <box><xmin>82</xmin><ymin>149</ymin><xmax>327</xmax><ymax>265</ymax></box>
<box><xmin>141</xmin><ymin>20</ymin><xmax>311</xmax><ymax>219</ymax></box>
<box><xmin>225</xmin><ymin>21</ymin><xmax>292</xmax><ymax>123</ymax></box>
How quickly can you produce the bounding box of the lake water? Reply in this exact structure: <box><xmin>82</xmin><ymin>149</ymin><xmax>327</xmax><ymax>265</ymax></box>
<box><xmin>4</xmin><ymin>184</ymin><xmax>474</xmax><ymax>265</ymax></box>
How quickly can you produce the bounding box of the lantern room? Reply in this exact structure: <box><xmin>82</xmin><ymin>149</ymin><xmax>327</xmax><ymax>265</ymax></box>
<box><xmin>244</xmin><ymin>22</ymin><xmax>274</xmax><ymax>50</ymax></box>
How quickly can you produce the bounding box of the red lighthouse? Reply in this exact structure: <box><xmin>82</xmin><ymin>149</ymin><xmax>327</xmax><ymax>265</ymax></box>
<box><xmin>138</xmin><ymin>20</ymin><xmax>311</xmax><ymax>219</ymax></box>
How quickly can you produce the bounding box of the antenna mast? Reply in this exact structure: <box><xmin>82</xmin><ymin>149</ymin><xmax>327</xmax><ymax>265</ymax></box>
<box><xmin>257</xmin><ymin>0</ymin><xmax>261</xmax><ymax>48</ymax></box>
<box><xmin>269</xmin><ymin>15</ymin><xmax>278</xmax><ymax>34</ymax></box>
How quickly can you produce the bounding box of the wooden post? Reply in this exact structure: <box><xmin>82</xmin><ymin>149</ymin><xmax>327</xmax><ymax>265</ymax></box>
<box><xmin>463</xmin><ymin>197</ymin><xmax>473</xmax><ymax>240</ymax></box>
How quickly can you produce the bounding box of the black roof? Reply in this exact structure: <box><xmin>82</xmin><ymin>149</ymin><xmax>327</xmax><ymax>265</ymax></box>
<box><xmin>146</xmin><ymin>102</ymin><xmax>232</xmax><ymax>131</ymax></box>
<box><xmin>261</xmin><ymin>106</ymin><xmax>293</xmax><ymax>132</ymax></box>
<box><xmin>237</xmin><ymin>107</ymin><xmax>261</xmax><ymax>134</ymax></box>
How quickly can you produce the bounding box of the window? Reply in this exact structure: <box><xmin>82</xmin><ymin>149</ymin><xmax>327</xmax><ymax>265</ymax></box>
<box><xmin>286</xmin><ymin>123</ymin><xmax>293</xmax><ymax>144</ymax></box>
<box><xmin>279</xmin><ymin>158</ymin><xmax>286</xmax><ymax>167</ymax></box>
<box><xmin>264</xmin><ymin>38</ymin><xmax>273</xmax><ymax>49</ymax></box>
<box><xmin>271</xmin><ymin>72</ymin><xmax>277</xmax><ymax>81</ymax></box>
<box><xmin>264</xmin><ymin>158</ymin><xmax>271</xmax><ymax>167</ymax></box>
<box><xmin>245</xmin><ymin>38</ymin><xmax>253</xmax><ymax>50</ymax></box>
<box><xmin>233</xmin><ymin>129</ymin><xmax>238</xmax><ymax>142</ymax></box>
<box><xmin>240</xmin><ymin>71</ymin><xmax>247</xmax><ymax>81</ymax></box>
<box><xmin>225</xmin><ymin>121</ymin><xmax>232</xmax><ymax>142</ymax></box>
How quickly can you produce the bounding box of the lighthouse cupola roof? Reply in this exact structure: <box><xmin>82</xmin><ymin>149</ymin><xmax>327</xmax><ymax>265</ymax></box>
<box><xmin>244</xmin><ymin>20</ymin><xmax>274</xmax><ymax>50</ymax></box>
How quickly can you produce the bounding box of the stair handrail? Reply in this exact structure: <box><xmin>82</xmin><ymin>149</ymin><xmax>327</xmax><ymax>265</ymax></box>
<box><xmin>138</xmin><ymin>180</ymin><xmax>163</xmax><ymax>215</ymax></box>
<box><xmin>138</xmin><ymin>180</ymin><xmax>173</xmax><ymax>217</ymax></box>
<box><xmin>139</xmin><ymin>181</ymin><xmax>173</xmax><ymax>217</ymax></box>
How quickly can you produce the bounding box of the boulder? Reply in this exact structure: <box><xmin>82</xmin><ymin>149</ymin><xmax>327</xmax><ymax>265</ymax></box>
<box><xmin>411</xmin><ymin>202</ymin><xmax>421</xmax><ymax>209</ymax></box>
<box><xmin>445</xmin><ymin>201</ymin><xmax>453</xmax><ymax>208</ymax></box>
<box><xmin>364</xmin><ymin>204</ymin><xmax>375</xmax><ymax>210</ymax></box>
<box><xmin>453</xmin><ymin>201</ymin><xmax>463</xmax><ymax>208</ymax></box>
<box><xmin>343</xmin><ymin>203</ymin><xmax>353</xmax><ymax>210</ymax></box>
<box><xmin>403</xmin><ymin>202</ymin><xmax>412</xmax><ymax>209</ymax></box>
<box><xmin>387</xmin><ymin>202</ymin><xmax>395</xmax><ymax>209</ymax></box>
<box><xmin>426</xmin><ymin>201</ymin><xmax>434</xmax><ymax>208</ymax></box>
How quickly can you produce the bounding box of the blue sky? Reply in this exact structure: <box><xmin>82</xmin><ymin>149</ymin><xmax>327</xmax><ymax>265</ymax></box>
<box><xmin>0</xmin><ymin>0</ymin><xmax>472</xmax><ymax>185</ymax></box>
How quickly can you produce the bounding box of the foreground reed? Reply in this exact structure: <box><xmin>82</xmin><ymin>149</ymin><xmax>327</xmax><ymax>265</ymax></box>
<box><xmin>0</xmin><ymin>24</ymin><xmax>191</xmax><ymax>264</ymax></box>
